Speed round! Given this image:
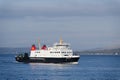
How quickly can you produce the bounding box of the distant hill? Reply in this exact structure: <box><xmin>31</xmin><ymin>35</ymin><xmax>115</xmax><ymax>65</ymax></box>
<box><xmin>0</xmin><ymin>47</ymin><xmax>30</xmax><ymax>54</ymax></box>
<box><xmin>75</xmin><ymin>48</ymin><xmax>120</xmax><ymax>55</ymax></box>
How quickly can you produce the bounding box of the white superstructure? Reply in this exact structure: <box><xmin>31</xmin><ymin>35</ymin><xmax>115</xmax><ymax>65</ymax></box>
<box><xmin>30</xmin><ymin>39</ymin><xmax>76</xmax><ymax>58</ymax></box>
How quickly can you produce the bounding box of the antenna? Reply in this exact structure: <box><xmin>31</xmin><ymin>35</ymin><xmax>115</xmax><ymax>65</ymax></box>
<box><xmin>38</xmin><ymin>39</ymin><xmax>41</xmax><ymax>50</ymax></box>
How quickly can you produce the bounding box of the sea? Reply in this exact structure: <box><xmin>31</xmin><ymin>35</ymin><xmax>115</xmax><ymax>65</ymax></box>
<box><xmin>0</xmin><ymin>48</ymin><xmax>120</xmax><ymax>80</ymax></box>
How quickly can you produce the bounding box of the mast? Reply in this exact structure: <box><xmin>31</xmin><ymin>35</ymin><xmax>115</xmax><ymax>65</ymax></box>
<box><xmin>38</xmin><ymin>39</ymin><xmax>41</xmax><ymax>50</ymax></box>
<box><xmin>59</xmin><ymin>37</ymin><xmax>63</xmax><ymax>45</ymax></box>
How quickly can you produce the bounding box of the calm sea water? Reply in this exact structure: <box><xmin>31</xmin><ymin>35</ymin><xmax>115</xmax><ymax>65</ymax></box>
<box><xmin>0</xmin><ymin>49</ymin><xmax>120</xmax><ymax>80</ymax></box>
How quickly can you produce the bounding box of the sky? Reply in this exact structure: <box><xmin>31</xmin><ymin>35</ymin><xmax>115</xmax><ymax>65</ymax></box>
<box><xmin>0</xmin><ymin>0</ymin><xmax>120</xmax><ymax>50</ymax></box>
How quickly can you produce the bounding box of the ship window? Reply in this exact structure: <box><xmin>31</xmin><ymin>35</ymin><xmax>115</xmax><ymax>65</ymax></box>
<box><xmin>53</xmin><ymin>52</ymin><xmax>60</xmax><ymax>53</ymax></box>
<box><xmin>64</xmin><ymin>55</ymin><xmax>68</xmax><ymax>56</ymax></box>
<box><xmin>57</xmin><ymin>52</ymin><xmax>59</xmax><ymax>53</ymax></box>
<box><xmin>50</xmin><ymin>52</ymin><xmax>53</xmax><ymax>53</ymax></box>
<box><xmin>50</xmin><ymin>52</ymin><xmax>60</xmax><ymax>53</ymax></box>
<box><xmin>36</xmin><ymin>52</ymin><xmax>40</xmax><ymax>53</ymax></box>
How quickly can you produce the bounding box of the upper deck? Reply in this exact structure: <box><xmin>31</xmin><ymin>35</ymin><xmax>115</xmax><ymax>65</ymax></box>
<box><xmin>53</xmin><ymin>38</ymin><xmax>71</xmax><ymax>49</ymax></box>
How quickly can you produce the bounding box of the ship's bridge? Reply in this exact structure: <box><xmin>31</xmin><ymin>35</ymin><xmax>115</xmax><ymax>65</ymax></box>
<box><xmin>53</xmin><ymin>39</ymin><xmax>71</xmax><ymax>49</ymax></box>
<box><xmin>53</xmin><ymin>43</ymin><xmax>70</xmax><ymax>49</ymax></box>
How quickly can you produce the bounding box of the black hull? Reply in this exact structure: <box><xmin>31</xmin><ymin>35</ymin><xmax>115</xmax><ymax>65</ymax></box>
<box><xmin>15</xmin><ymin>57</ymin><xmax>80</xmax><ymax>63</ymax></box>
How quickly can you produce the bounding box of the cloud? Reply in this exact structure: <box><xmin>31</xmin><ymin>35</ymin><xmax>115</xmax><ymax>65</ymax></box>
<box><xmin>0</xmin><ymin>0</ymin><xmax>120</xmax><ymax>49</ymax></box>
<box><xmin>0</xmin><ymin>0</ymin><xmax>120</xmax><ymax>18</ymax></box>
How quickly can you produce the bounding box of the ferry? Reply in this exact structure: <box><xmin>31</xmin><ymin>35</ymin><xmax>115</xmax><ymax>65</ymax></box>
<box><xmin>15</xmin><ymin>39</ymin><xmax>80</xmax><ymax>63</ymax></box>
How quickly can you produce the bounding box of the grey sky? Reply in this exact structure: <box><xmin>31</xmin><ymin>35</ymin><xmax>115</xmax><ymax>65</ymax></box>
<box><xmin>0</xmin><ymin>0</ymin><xmax>120</xmax><ymax>50</ymax></box>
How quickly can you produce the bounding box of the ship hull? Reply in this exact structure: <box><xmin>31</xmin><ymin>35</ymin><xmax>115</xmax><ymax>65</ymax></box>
<box><xmin>15</xmin><ymin>56</ymin><xmax>80</xmax><ymax>63</ymax></box>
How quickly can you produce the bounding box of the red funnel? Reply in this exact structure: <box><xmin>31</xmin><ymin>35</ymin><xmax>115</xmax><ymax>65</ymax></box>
<box><xmin>31</xmin><ymin>44</ymin><xmax>36</xmax><ymax>51</ymax></box>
